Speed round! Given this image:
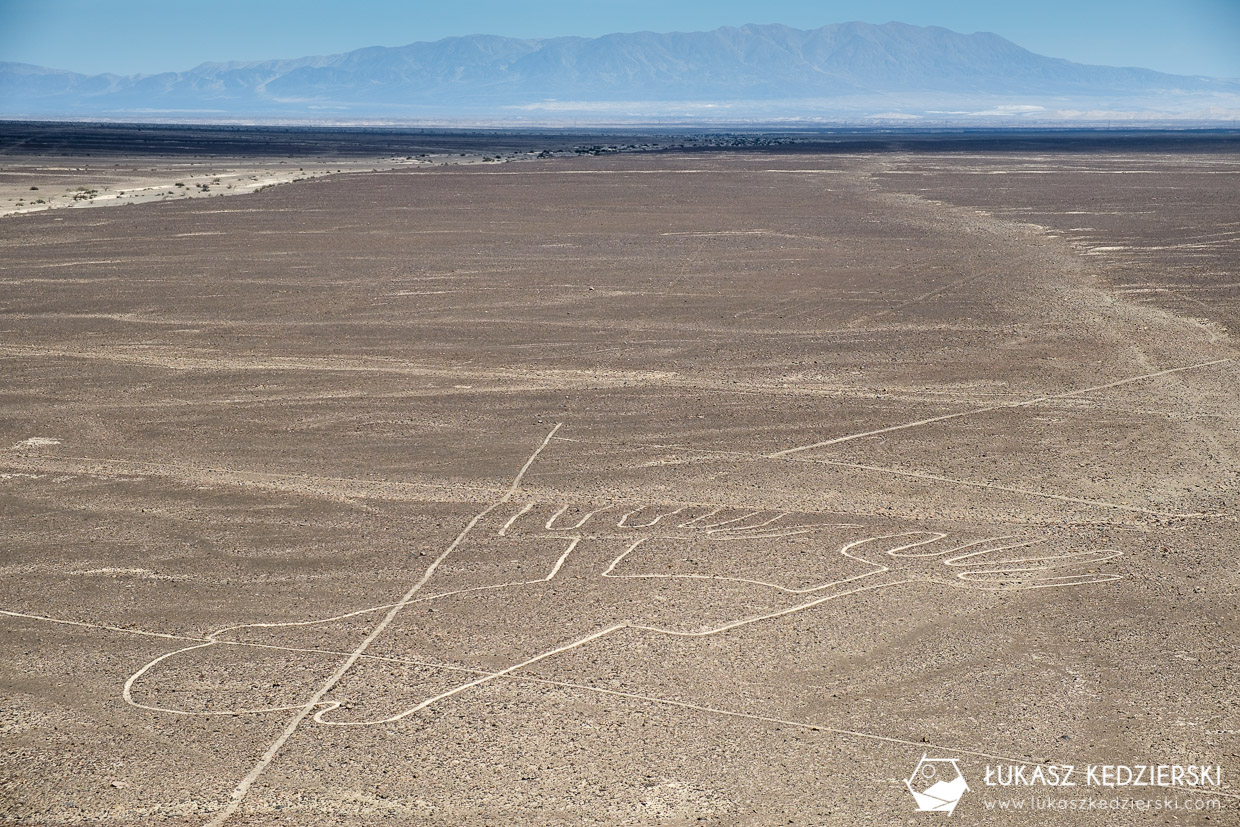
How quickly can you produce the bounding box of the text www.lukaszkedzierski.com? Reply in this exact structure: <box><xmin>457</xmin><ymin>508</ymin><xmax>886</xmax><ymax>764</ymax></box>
<box><xmin>983</xmin><ymin>796</ymin><xmax>1222</xmax><ymax>812</ymax></box>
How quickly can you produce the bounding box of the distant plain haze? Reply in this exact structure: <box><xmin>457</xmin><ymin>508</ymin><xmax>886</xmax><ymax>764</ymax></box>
<box><xmin>2</xmin><ymin>0</ymin><xmax>1239</xmax><ymax>79</ymax></box>
<box><xmin>5</xmin><ymin>20</ymin><xmax>1238</xmax><ymax>123</ymax></box>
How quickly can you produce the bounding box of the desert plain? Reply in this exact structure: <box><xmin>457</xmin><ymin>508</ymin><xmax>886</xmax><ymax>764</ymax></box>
<box><xmin>0</xmin><ymin>124</ymin><xmax>1237</xmax><ymax>825</ymax></box>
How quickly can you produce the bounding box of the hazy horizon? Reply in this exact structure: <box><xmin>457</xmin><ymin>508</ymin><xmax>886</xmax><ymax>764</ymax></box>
<box><xmin>4</xmin><ymin>20</ymin><xmax>1240</xmax><ymax>126</ymax></box>
<box><xmin>7</xmin><ymin>20</ymin><xmax>1240</xmax><ymax>84</ymax></box>
<box><xmin>3</xmin><ymin>1</ymin><xmax>1239</xmax><ymax>80</ymax></box>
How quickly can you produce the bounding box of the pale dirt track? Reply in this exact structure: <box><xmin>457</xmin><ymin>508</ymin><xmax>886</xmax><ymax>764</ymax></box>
<box><xmin>1</xmin><ymin>139</ymin><xmax>1238</xmax><ymax>825</ymax></box>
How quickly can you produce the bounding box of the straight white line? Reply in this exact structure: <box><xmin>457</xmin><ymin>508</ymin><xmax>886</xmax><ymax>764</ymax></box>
<box><xmin>797</xmin><ymin>457</ymin><xmax>1200</xmax><ymax>518</ymax></box>
<box><xmin>204</xmin><ymin>423</ymin><xmax>561</xmax><ymax>827</ymax></box>
<box><xmin>0</xmin><ymin>453</ymin><xmax>505</xmax><ymax>499</ymax></box>
<box><xmin>555</xmin><ymin>436</ymin><xmax>1219</xmax><ymax>520</ymax></box>
<box><xmin>313</xmin><ymin>623</ymin><xmax>628</xmax><ymax>726</ymax></box>
<box><xmin>770</xmin><ymin>358</ymin><xmax>1233</xmax><ymax>457</ymax></box>
<box><xmin>502</xmin><ymin>425</ymin><xmax>562</xmax><ymax>500</ymax></box>
<box><xmin>0</xmin><ymin>608</ymin><xmax>189</xmax><ymax>641</ymax></box>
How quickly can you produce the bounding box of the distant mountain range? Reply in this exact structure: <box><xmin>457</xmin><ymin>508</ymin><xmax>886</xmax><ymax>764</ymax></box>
<box><xmin>3</xmin><ymin>22</ymin><xmax>1238</xmax><ymax>122</ymax></box>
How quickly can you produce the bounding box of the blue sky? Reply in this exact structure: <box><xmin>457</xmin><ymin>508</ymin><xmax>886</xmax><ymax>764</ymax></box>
<box><xmin>2</xmin><ymin>0</ymin><xmax>1238</xmax><ymax>78</ymax></box>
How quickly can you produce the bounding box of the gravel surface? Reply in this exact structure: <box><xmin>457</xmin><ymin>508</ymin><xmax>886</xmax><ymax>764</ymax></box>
<box><xmin>1</xmin><ymin>132</ymin><xmax>1237</xmax><ymax>825</ymax></box>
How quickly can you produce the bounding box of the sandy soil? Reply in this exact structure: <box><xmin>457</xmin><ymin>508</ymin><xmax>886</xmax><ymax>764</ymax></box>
<box><xmin>0</xmin><ymin>157</ymin><xmax>414</xmax><ymax>216</ymax></box>
<box><xmin>0</xmin><ymin>122</ymin><xmax>688</xmax><ymax>217</ymax></box>
<box><xmin>0</xmin><ymin>131</ymin><xmax>1237</xmax><ymax>825</ymax></box>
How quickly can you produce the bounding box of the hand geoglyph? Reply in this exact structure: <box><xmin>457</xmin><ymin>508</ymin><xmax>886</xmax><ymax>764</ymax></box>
<box><xmin>125</xmin><ymin>498</ymin><xmax>1121</xmax><ymax>725</ymax></box>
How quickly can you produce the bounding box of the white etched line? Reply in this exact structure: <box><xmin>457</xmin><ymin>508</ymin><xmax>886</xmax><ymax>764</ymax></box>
<box><xmin>546</xmin><ymin>504</ymin><xmax>612</xmax><ymax>531</ymax></box>
<box><xmin>529</xmin><ymin>682</ymin><xmax>1232</xmax><ymax>801</ymax></box>
<box><xmin>576</xmin><ymin>505</ymin><xmax>614</xmax><ymax>527</ymax></box>
<box><xmin>715</xmin><ymin>528</ymin><xmax>817</xmax><ymax>540</ymax></box>
<box><xmin>498</xmin><ymin>502</ymin><xmax>535</xmax><ymax>536</ymax></box>
<box><xmin>202</xmin><ymin>423</ymin><xmax>561</xmax><ymax>827</ymax></box>
<box><xmin>0</xmin><ymin>601</ymin><xmax>1062</xmax><ymax>772</ymax></box>
<box><xmin>678</xmin><ymin>507</ymin><xmax>722</xmax><ymax>527</ymax></box>
<box><xmin>602</xmin><ymin>540</ymin><xmax>648</xmax><ymax>577</ymax></box>
<box><xmin>796</xmin><ymin>456</ymin><xmax>1202</xmax><ymax>518</ymax></box>
<box><xmin>15</xmin><ymin>593</ymin><xmax>1229</xmax><ymax>803</ymax></box>
<box><xmin>882</xmin><ymin>532</ymin><xmax>950</xmax><ymax>555</ymax></box>
<box><xmin>770</xmin><ymin>357</ymin><xmax>1234</xmax><ymax>456</ymax></box>
<box><xmin>115</xmin><ymin>521</ymin><xmax>1128</xmax><ymax>810</ymax></box>
<box><xmin>221</xmin><ymin>633</ymin><xmax>1238</xmax><ymax>798</ymax></box>
<box><xmin>203</xmin><ymin>573</ymin><xmax>574</xmax><ymax>641</ymax></box>
<box><xmin>312</xmin><ymin>623</ymin><xmax>628</xmax><ymax>726</ymax></box>
<box><xmin>0</xmin><ymin>600</ymin><xmax>1143</xmax><ymax>776</ymax></box>
<box><xmin>635</xmin><ymin>579</ymin><xmax>912</xmax><ymax>637</ymax></box>
<box><xmin>544</xmin><ymin>538</ymin><xmax>580</xmax><ymax>580</ymax></box>
<box><xmin>125</xmin><ymin>544</ymin><xmax>593</xmax><ymax>719</ymax></box>
<box><xmin>555</xmin><ymin>436</ymin><xmax>1218</xmax><ymax>520</ymax></box>
<box><xmin>717</xmin><ymin>512</ymin><xmax>789</xmax><ymax>532</ymax></box>
<box><xmin>0</xmin><ymin>608</ymin><xmax>188</xmax><ymax>641</ymax></box>
<box><xmin>616</xmin><ymin>508</ymin><xmax>642</xmax><ymax>527</ymax></box>
<box><xmin>3</xmin><ymin>608</ymin><xmax>1016</xmax><ymax>764</ymax></box>
<box><xmin>630</xmin><ymin>505</ymin><xmax>688</xmax><ymax>527</ymax></box>
<box><xmin>603</xmin><ymin>532</ymin><xmax>920</xmax><ymax>594</ymax></box>
<box><xmin>0</xmin><ymin>452</ymin><xmax>505</xmax><ymax>500</ymax></box>
<box><xmin>544</xmin><ymin>504</ymin><xmax>570</xmax><ymax>530</ymax></box>
<box><xmin>938</xmin><ymin>537</ymin><xmax>1042</xmax><ymax>563</ymax></box>
<box><xmin>124</xmin><ymin>642</ymin><xmax>309</xmax><ymax>716</ymax></box>
<box><xmin>700</xmin><ymin>510</ymin><xmax>762</xmax><ymax>531</ymax></box>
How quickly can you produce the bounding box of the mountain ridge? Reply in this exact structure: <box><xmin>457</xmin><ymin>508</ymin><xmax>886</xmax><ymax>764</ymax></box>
<box><xmin>3</xmin><ymin>21</ymin><xmax>1237</xmax><ymax>121</ymax></box>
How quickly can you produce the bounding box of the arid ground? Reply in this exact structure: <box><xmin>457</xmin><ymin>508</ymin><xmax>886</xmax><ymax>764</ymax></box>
<box><xmin>1</xmin><ymin>126</ymin><xmax>1237</xmax><ymax>825</ymax></box>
